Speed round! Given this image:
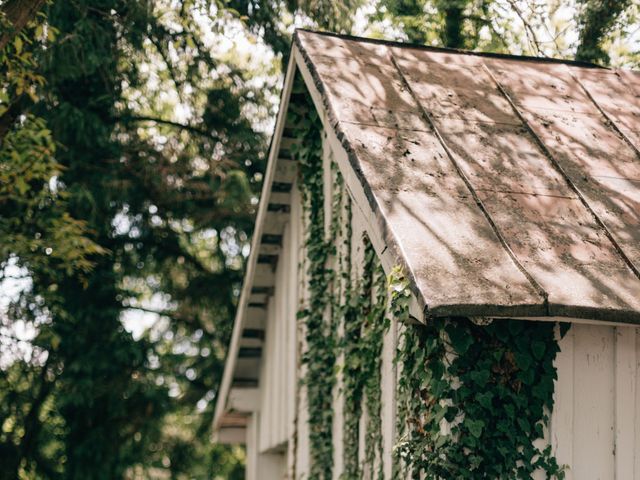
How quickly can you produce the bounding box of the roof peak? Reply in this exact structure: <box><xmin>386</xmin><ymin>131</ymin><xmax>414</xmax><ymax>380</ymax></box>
<box><xmin>294</xmin><ymin>28</ymin><xmax>606</xmax><ymax>70</ymax></box>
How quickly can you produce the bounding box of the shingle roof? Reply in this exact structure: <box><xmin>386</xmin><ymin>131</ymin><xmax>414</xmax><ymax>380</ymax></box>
<box><xmin>295</xmin><ymin>29</ymin><xmax>640</xmax><ymax>323</ymax></box>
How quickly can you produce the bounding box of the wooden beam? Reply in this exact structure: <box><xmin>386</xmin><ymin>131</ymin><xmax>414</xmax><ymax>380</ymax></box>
<box><xmin>238</xmin><ymin>347</ymin><xmax>262</xmax><ymax>359</ymax></box>
<box><xmin>258</xmin><ymin>243</ymin><xmax>281</xmax><ymax>256</ymax></box>
<box><xmin>228</xmin><ymin>387</ymin><xmax>260</xmax><ymax>413</ymax></box>
<box><xmin>262</xmin><ymin>212</ymin><xmax>289</xmax><ymax>236</ymax></box>
<box><xmin>242</xmin><ymin>328</ymin><xmax>265</xmax><ymax>340</ymax></box>
<box><xmin>239</xmin><ymin>337</ymin><xmax>263</xmax><ymax>349</ymax></box>
<box><xmin>260</xmin><ymin>234</ymin><xmax>282</xmax><ymax>245</ymax></box>
<box><xmin>279</xmin><ymin>137</ymin><xmax>298</xmax><ymax>150</ymax></box>
<box><xmin>253</xmin><ymin>263</ymin><xmax>275</xmax><ymax>288</ymax></box>
<box><xmin>216</xmin><ymin>427</ymin><xmax>247</xmax><ymax>444</ymax></box>
<box><xmin>268</xmin><ymin>203</ymin><xmax>290</xmax><ymax>213</ymax></box>
<box><xmin>273</xmin><ymin>159</ymin><xmax>297</xmax><ymax>184</ymax></box>
<box><xmin>231</xmin><ymin>378</ymin><xmax>259</xmax><ymax>388</ymax></box>
<box><xmin>269</xmin><ymin>191</ymin><xmax>291</xmax><ymax>206</ymax></box>
<box><xmin>257</xmin><ymin>254</ymin><xmax>278</xmax><ymax>266</ymax></box>
<box><xmin>248</xmin><ymin>293</ymin><xmax>268</xmax><ymax>306</ymax></box>
<box><xmin>271</xmin><ymin>182</ymin><xmax>293</xmax><ymax>193</ymax></box>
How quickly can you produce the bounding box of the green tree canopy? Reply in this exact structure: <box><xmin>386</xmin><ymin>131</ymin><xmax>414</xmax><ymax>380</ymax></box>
<box><xmin>0</xmin><ymin>0</ymin><xmax>637</xmax><ymax>478</ymax></box>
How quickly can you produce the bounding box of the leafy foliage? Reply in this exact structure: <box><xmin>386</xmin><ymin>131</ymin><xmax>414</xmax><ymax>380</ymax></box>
<box><xmin>576</xmin><ymin>0</ymin><xmax>634</xmax><ymax>63</ymax></box>
<box><xmin>291</xmin><ymin>76</ymin><xmax>337</xmax><ymax>480</ymax></box>
<box><xmin>1</xmin><ymin>0</ymin><xmax>270</xmax><ymax>477</ymax></box>
<box><xmin>0</xmin><ymin>115</ymin><xmax>106</xmax><ymax>279</ymax></box>
<box><xmin>227</xmin><ymin>0</ymin><xmax>364</xmax><ymax>57</ymax></box>
<box><xmin>342</xmin><ymin>240</ymin><xmax>389</xmax><ymax>479</ymax></box>
<box><xmin>394</xmin><ymin>305</ymin><xmax>568</xmax><ymax>478</ymax></box>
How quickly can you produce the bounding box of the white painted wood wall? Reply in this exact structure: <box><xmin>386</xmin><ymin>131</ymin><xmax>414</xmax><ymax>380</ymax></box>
<box><xmin>246</xmin><ymin>182</ymin><xmax>303</xmax><ymax>479</ymax></box>
<box><xmin>550</xmin><ymin>323</ymin><xmax>640</xmax><ymax>480</ymax></box>
<box><xmin>244</xmin><ymin>118</ymin><xmax>640</xmax><ymax>480</ymax></box>
<box><xmin>257</xmin><ymin>179</ymin><xmax>301</xmax><ymax>453</ymax></box>
<box><xmin>253</xmin><ymin>310</ymin><xmax>640</xmax><ymax>480</ymax></box>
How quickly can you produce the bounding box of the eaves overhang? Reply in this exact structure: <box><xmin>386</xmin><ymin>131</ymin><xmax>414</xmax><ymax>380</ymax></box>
<box><xmin>214</xmin><ymin>30</ymin><xmax>640</xmax><ymax>438</ymax></box>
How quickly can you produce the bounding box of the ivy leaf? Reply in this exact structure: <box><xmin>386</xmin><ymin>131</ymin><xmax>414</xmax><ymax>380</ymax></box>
<box><xmin>466</xmin><ymin>418</ymin><xmax>485</xmax><ymax>438</ymax></box>
<box><xmin>514</xmin><ymin>352</ymin><xmax>532</xmax><ymax>370</ymax></box>
<box><xmin>434</xmin><ymin>433</ymin><xmax>448</xmax><ymax>448</ymax></box>
<box><xmin>477</xmin><ymin>391</ymin><xmax>493</xmax><ymax>410</ymax></box>
<box><xmin>433</xmin><ymin>404</ymin><xmax>447</xmax><ymax>424</ymax></box>
<box><xmin>469</xmin><ymin>369</ymin><xmax>490</xmax><ymax>387</ymax></box>
<box><xmin>518</xmin><ymin>367</ymin><xmax>536</xmax><ymax>386</ymax></box>
<box><xmin>504</xmin><ymin>404</ymin><xmax>515</xmax><ymax>419</ymax></box>
<box><xmin>446</xmin><ymin>323</ymin><xmax>473</xmax><ymax>354</ymax></box>
<box><xmin>517</xmin><ymin>417</ymin><xmax>531</xmax><ymax>434</ymax></box>
<box><xmin>559</xmin><ymin>322</ymin><xmax>572</xmax><ymax>338</ymax></box>
<box><xmin>508</xmin><ymin>320</ymin><xmax>524</xmax><ymax>336</ymax></box>
<box><xmin>493</xmin><ymin>349</ymin><xmax>504</xmax><ymax>362</ymax></box>
<box><xmin>419</xmin><ymin>368</ymin><xmax>433</xmax><ymax>389</ymax></box>
<box><xmin>532</xmin><ymin>341</ymin><xmax>546</xmax><ymax>360</ymax></box>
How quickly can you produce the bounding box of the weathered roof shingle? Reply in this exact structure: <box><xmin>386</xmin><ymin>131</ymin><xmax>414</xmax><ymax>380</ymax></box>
<box><xmin>295</xmin><ymin>30</ymin><xmax>640</xmax><ymax>322</ymax></box>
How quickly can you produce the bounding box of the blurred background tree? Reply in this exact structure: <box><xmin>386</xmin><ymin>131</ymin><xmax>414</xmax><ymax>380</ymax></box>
<box><xmin>0</xmin><ymin>0</ymin><xmax>637</xmax><ymax>479</ymax></box>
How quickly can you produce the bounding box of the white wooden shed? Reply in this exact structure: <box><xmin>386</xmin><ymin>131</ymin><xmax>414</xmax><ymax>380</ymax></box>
<box><xmin>214</xmin><ymin>30</ymin><xmax>640</xmax><ymax>480</ymax></box>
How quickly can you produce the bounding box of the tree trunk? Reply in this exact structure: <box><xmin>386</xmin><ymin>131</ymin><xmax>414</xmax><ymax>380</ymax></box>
<box><xmin>575</xmin><ymin>0</ymin><xmax>631</xmax><ymax>64</ymax></box>
<box><xmin>442</xmin><ymin>0</ymin><xmax>465</xmax><ymax>48</ymax></box>
<box><xmin>0</xmin><ymin>0</ymin><xmax>47</xmax><ymax>51</ymax></box>
<box><xmin>438</xmin><ymin>0</ymin><xmax>470</xmax><ymax>49</ymax></box>
<box><xmin>0</xmin><ymin>0</ymin><xmax>46</xmax><ymax>143</ymax></box>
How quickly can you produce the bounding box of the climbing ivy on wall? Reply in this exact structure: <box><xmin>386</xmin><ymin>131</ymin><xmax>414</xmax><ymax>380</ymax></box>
<box><xmin>291</xmin><ymin>76</ymin><xmax>336</xmax><ymax>480</ymax></box>
<box><xmin>292</xmin><ymin>76</ymin><xmax>391</xmax><ymax>479</ymax></box>
<box><xmin>291</xmin><ymin>76</ymin><xmax>566</xmax><ymax>480</ymax></box>
<box><xmin>342</xmin><ymin>239</ymin><xmax>389</xmax><ymax>479</ymax></box>
<box><xmin>393</xmin><ymin>274</ymin><xmax>568</xmax><ymax>479</ymax></box>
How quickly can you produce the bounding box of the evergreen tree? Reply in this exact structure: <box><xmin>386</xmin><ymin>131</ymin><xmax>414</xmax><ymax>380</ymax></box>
<box><xmin>0</xmin><ymin>0</ymin><xmax>637</xmax><ymax>478</ymax></box>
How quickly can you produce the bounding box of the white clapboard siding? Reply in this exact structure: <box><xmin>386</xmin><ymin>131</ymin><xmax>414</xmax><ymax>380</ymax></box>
<box><xmin>550</xmin><ymin>324</ymin><xmax>640</xmax><ymax>480</ymax></box>
<box><xmin>329</xmin><ymin>134</ymin><xmax>345</xmax><ymax>479</ymax></box>
<box><xmin>381</xmin><ymin>307</ymin><xmax>397</xmax><ymax>479</ymax></box>
<box><xmin>247</xmin><ymin>413</ymin><xmax>286</xmax><ymax>480</ymax></box>
<box><xmin>286</xmin><ymin>182</ymin><xmax>303</xmax><ymax>477</ymax></box>
<box><xmin>353</xmin><ymin>213</ymin><xmax>368</xmax><ymax>477</ymax></box>
<box><xmin>259</xmin><ymin>179</ymin><xmax>302</xmax><ymax>454</ymax></box>
<box><xmin>295</xmin><ymin>180</ymin><xmax>311</xmax><ymax>478</ymax></box>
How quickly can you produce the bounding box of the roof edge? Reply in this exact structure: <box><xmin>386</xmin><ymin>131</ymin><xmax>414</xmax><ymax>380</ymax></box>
<box><xmin>294</xmin><ymin>28</ymin><xmax>607</xmax><ymax>69</ymax></box>
<box><xmin>292</xmin><ymin>30</ymin><xmax>431</xmax><ymax>316</ymax></box>
<box><xmin>212</xmin><ymin>43</ymin><xmax>299</xmax><ymax>433</ymax></box>
<box><xmin>426</xmin><ymin>303</ymin><xmax>640</xmax><ymax>325</ymax></box>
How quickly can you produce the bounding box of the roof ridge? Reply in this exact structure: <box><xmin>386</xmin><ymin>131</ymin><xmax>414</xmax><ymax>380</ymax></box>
<box><xmin>294</xmin><ymin>28</ymin><xmax>607</xmax><ymax>70</ymax></box>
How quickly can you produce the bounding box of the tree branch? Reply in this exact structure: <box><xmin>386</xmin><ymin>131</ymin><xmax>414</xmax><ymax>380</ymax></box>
<box><xmin>117</xmin><ymin>114</ymin><xmax>219</xmax><ymax>141</ymax></box>
<box><xmin>0</xmin><ymin>0</ymin><xmax>47</xmax><ymax>51</ymax></box>
<box><xmin>575</xmin><ymin>0</ymin><xmax>631</xmax><ymax>64</ymax></box>
<box><xmin>0</xmin><ymin>95</ymin><xmax>30</xmax><ymax>142</ymax></box>
<box><xmin>504</xmin><ymin>0</ymin><xmax>543</xmax><ymax>56</ymax></box>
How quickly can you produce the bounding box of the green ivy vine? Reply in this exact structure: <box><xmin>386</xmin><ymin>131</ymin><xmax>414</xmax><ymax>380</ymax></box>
<box><xmin>291</xmin><ymin>78</ymin><xmax>391</xmax><ymax>480</ymax></box>
<box><xmin>393</xmin><ymin>270</ymin><xmax>567</xmax><ymax>479</ymax></box>
<box><xmin>341</xmin><ymin>239</ymin><xmax>389</xmax><ymax>479</ymax></box>
<box><xmin>290</xmin><ymin>77</ymin><xmax>566</xmax><ymax>480</ymax></box>
<box><xmin>290</xmin><ymin>77</ymin><xmax>336</xmax><ymax>480</ymax></box>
